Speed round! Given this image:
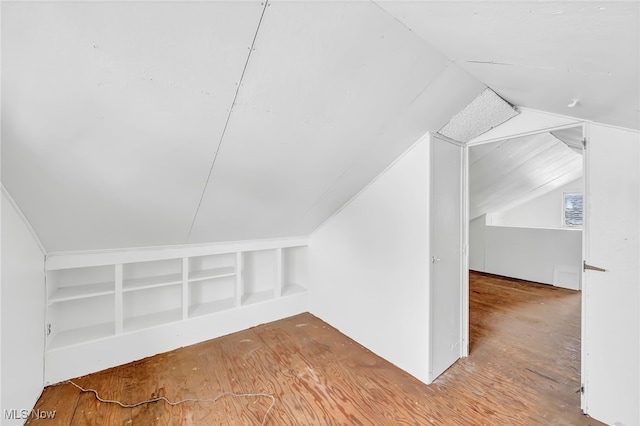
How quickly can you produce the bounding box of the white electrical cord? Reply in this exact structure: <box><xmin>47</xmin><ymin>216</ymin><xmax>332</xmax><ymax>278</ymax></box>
<box><xmin>66</xmin><ymin>380</ymin><xmax>275</xmax><ymax>426</ymax></box>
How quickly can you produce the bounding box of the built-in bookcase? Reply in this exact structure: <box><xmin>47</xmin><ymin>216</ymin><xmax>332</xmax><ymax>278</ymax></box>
<box><xmin>44</xmin><ymin>239</ymin><xmax>309</xmax><ymax>355</ymax></box>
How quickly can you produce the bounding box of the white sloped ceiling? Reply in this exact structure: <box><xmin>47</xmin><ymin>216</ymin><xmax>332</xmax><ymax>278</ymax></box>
<box><xmin>377</xmin><ymin>1</ymin><xmax>640</xmax><ymax>130</ymax></box>
<box><xmin>469</xmin><ymin>132</ymin><xmax>583</xmax><ymax>220</ymax></box>
<box><xmin>187</xmin><ymin>1</ymin><xmax>485</xmax><ymax>243</ymax></box>
<box><xmin>1</xmin><ymin>1</ymin><xmax>485</xmax><ymax>252</ymax></box>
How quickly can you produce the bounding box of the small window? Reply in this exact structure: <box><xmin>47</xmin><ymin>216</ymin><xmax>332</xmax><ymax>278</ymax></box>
<box><xmin>563</xmin><ymin>193</ymin><xmax>583</xmax><ymax>227</ymax></box>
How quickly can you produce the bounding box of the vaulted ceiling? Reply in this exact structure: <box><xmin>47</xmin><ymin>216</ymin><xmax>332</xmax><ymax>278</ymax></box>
<box><xmin>2</xmin><ymin>1</ymin><xmax>484</xmax><ymax>252</ymax></box>
<box><xmin>2</xmin><ymin>1</ymin><xmax>638</xmax><ymax>253</ymax></box>
<box><xmin>377</xmin><ymin>1</ymin><xmax>639</xmax><ymax>130</ymax></box>
<box><xmin>469</xmin><ymin>131</ymin><xmax>583</xmax><ymax>220</ymax></box>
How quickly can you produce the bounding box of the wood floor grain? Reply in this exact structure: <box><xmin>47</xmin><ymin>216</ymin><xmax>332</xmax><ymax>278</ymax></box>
<box><xmin>28</xmin><ymin>272</ymin><xmax>604</xmax><ymax>425</ymax></box>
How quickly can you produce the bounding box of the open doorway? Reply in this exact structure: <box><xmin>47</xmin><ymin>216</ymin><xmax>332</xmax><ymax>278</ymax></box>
<box><xmin>467</xmin><ymin>126</ymin><xmax>584</xmax><ymax>288</ymax></box>
<box><xmin>463</xmin><ymin>123</ymin><xmax>586</xmax><ymax>408</ymax></box>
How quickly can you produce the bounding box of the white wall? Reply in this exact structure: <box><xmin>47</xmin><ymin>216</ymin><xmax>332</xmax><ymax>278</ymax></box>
<box><xmin>470</xmin><ymin>217</ymin><xmax>582</xmax><ymax>290</ymax></box>
<box><xmin>489</xmin><ymin>177</ymin><xmax>583</xmax><ymax>229</ymax></box>
<box><xmin>487</xmin><ymin>226</ymin><xmax>581</xmax><ymax>289</ymax></box>
<box><xmin>309</xmin><ymin>139</ymin><xmax>430</xmax><ymax>383</ymax></box>
<box><xmin>1</xmin><ymin>191</ymin><xmax>46</xmax><ymax>424</ymax></box>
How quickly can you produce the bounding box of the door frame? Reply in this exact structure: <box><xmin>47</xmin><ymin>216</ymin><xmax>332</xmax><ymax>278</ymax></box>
<box><xmin>462</xmin><ymin>121</ymin><xmax>587</xmax><ymax>408</ymax></box>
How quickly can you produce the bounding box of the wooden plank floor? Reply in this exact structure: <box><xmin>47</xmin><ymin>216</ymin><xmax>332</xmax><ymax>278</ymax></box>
<box><xmin>28</xmin><ymin>272</ymin><xmax>604</xmax><ymax>425</ymax></box>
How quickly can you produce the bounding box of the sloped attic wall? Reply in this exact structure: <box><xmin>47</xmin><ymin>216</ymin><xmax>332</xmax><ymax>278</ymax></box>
<box><xmin>469</xmin><ymin>132</ymin><xmax>583</xmax><ymax>220</ymax></box>
<box><xmin>376</xmin><ymin>1</ymin><xmax>640</xmax><ymax>130</ymax></box>
<box><xmin>1</xmin><ymin>1</ymin><xmax>485</xmax><ymax>253</ymax></box>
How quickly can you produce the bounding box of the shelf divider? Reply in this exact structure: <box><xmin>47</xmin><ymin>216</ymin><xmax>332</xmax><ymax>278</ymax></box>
<box><xmin>48</xmin><ymin>281</ymin><xmax>114</xmax><ymax>304</ymax></box>
<box><xmin>235</xmin><ymin>252</ymin><xmax>243</xmax><ymax>308</ymax></box>
<box><xmin>188</xmin><ymin>266</ymin><xmax>235</xmax><ymax>283</ymax></box>
<box><xmin>123</xmin><ymin>273</ymin><xmax>183</xmax><ymax>292</ymax></box>
<box><xmin>115</xmin><ymin>264</ymin><xmax>123</xmax><ymax>334</ymax></box>
<box><xmin>182</xmin><ymin>258</ymin><xmax>188</xmax><ymax>320</ymax></box>
<box><xmin>275</xmin><ymin>248</ymin><xmax>283</xmax><ymax>298</ymax></box>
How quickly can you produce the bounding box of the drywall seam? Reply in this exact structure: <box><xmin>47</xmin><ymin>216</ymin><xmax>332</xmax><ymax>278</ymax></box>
<box><xmin>1</xmin><ymin>185</ymin><xmax>46</xmax><ymax>255</ymax></box>
<box><xmin>310</xmin><ymin>132</ymin><xmax>429</xmax><ymax>238</ymax></box>
<box><xmin>463</xmin><ymin>60</ymin><xmax>612</xmax><ymax>76</ymax></box>
<box><xmin>368</xmin><ymin>0</ymin><xmax>413</xmax><ymax>33</ymax></box>
<box><xmin>187</xmin><ymin>0</ymin><xmax>270</xmax><ymax>242</ymax></box>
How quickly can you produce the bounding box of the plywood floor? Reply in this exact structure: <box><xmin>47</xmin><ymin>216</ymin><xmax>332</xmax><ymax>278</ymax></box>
<box><xmin>28</xmin><ymin>272</ymin><xmax>604</xmax><ymax>425</ymax></box>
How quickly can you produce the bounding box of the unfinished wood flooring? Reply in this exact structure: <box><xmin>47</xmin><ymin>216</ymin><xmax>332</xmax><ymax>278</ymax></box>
<box><xmin>29</xmin><ymin>272</ymin><xmax>604</xmax><ymax>425</ymax></box>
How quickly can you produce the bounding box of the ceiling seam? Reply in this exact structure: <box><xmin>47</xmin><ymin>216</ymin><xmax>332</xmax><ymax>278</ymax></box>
<box><xmin>368</xmin><ymin>0</ymin><xmax>413</xmax><ymax>33</ymax></box>
<box><xmin>186</xmin><ymin>0</ymin><xmax>270</xmax><ymax>242</ymax></box>
<box><xmin>464</xmin><ymin>59</ymin><xmax>613</xmax><ymax>76</ymax></box>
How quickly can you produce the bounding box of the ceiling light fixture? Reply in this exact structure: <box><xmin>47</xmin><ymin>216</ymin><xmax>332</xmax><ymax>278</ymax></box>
<box><xmin>567</xmin><ymin>99</ymin><xmax>579</xmax><ymax>108</ymax></box>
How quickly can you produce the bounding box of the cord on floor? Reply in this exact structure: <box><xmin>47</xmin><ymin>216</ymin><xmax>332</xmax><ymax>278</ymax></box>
<box><xmin>66</xmin><ymin>380</ymin><xmax>275</xmax><ymax>426</ymax></box>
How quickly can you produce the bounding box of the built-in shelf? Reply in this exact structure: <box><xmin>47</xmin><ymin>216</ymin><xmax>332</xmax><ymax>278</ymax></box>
<box><xmin>45</xmin><ymin>242</ymin><xmax>308</xmax><ymax>353</ymax></box>
<box><xmin>48</xmin><ymin>281</ymin><xmax>114</xmax><ymax>304</ymax></box>
<box><xmin>123</xmin><ymin>273</ymin><xmax>183</xmax><ymax>292</ymax></box>
<box><xmin>188</xmin><ymin>266</ymin><xmax>235</xmax><ymax>282</ymax></box>
<box><xmin>124</xmin><ymin>308</ymin><xmax>182</xmax><ymax>333</ymax></box>
<box><xmin>48</xmin><ymin>322</ymin><xmax>115</xmax><ymax>351</ymax></box>
<box><xmin>44</xmin><ymin>239</ymin><xmax>311</xmax><ymax>384</ymax></box>
<box><xmin>242</xmin><ymin>289</ymin><xmax>274</xmax><ymax>306</ymax></box>
<box><xmin>189</xmin><ymin>298</ymin><xmax>236</xmax><ymax>318</ymax></box>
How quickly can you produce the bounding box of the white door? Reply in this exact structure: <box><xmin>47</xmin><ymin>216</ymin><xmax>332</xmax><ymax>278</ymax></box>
<box><xmin>583</xmin><ymin>124</ymin><xmax>639</xmax><ymax>424</ymax></box>
<box><xmin>430</xmin><ymin>134</ymin><xmax>463</xmax><ymax>381</ymax></box>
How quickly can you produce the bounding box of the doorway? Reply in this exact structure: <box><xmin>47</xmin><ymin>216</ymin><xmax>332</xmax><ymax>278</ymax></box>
<box><xmin>463</xmin><ymin>122</ymin><xmax>586</xmax><ymax>404</ymax></box>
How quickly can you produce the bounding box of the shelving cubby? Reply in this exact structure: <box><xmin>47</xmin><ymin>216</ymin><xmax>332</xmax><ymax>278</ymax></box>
<box><xmin>47</xmin><ymin>293</ymin><xmax>116</xmax><ymax>350</ymax></box>
<box><xmin>123</xmin><ymin>285</ymin><xmax>182</xmax><ymax>333</ymax></box>
<box><xmin>188</xmin><ymin>253</ymin><xmax>237</xmax><ymax>318</ymax></box>
<box><xmin>47</xmin><ymin>264</ymin><xmax>115</xmax><ymax>303</ymax></box>
<box><xmin>46</xmin><ymin>265</ymin><xmax>116</xmax><ymax>350</ymax></box>
<box><xmin>122</xmin><ymin>258</ymin><xmax>184</xmax><ymax>332</ymax></box>
<box><xmin>241</xmin><ymin>249</ymin><xmax>277</xmax><ymax>305</ymax></box>
<box><xmin>122</xmin><ymin>258</ymin><xmax>183</xmax><ymax>292</ymax></box>
<box><xmin>281</xmin><ymin>245</ymin><xmax>309</xmax><ymax>297</ymax></box>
